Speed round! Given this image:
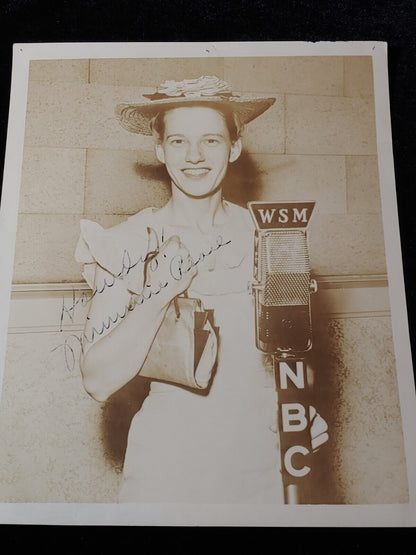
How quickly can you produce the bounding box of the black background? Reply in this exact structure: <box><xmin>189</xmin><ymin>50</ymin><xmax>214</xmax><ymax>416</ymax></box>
<box><xmin>0</xmin><ymin>0</ymin><xmax>415</xmax><ymax>550</ymax></box>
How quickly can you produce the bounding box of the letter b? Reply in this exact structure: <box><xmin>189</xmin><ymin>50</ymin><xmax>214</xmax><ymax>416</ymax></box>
<box><xmin>282</xmin><ymin>403</ymin><xmax>308</xmax><ymax>432</ymax></box>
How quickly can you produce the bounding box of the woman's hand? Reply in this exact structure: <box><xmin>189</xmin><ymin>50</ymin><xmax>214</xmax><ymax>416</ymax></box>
<box><xmin>142</xmin><ymin>234</ymin><xmax>198</xmax><ymax>306</ymax></box>
<box><xmin>81</xmin><ymin>234</ymin><xmax>197</xmax><ymax>402</ymax></box>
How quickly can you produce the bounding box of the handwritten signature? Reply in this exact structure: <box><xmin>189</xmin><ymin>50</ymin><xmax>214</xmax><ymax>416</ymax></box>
<box><xmin>53</xmin><ymin>234</ymin><xmax>231</xmax><ymax>372</ymax></box>
<box><xmin>57</xmin><ymin>227</ymin><xmax>158</xmax><ymax>331</ymax></box>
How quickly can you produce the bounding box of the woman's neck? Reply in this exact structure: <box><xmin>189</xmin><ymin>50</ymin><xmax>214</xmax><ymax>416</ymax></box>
<box><xmin>163</xmin><ymin>187</ymin><xmax>227</xmax><ymax>232</ymax></box>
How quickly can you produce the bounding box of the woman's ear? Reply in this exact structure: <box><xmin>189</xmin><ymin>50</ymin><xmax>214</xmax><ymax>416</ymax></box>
<box><xmin>229</xmin><ymin>138</ymin><xmax>242</xmax><ymax>163</ymax></box>
<box><xmin>155</xmin><ymin>144</ymin><xmax>165</xmax><ymax>164</ymax></box>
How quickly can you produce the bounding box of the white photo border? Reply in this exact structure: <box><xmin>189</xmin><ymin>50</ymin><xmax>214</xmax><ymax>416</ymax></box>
<box><xmin>0</xmin><ymin>41</ymin><xmax>415</xmax><ymax>527</ymax></box>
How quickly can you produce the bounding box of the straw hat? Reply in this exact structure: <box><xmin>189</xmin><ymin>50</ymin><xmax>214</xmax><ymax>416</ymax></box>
<box><xmin>115</xmin><ymin>76</ymin><xmax>276</xmax><ymax>135</ymax></box>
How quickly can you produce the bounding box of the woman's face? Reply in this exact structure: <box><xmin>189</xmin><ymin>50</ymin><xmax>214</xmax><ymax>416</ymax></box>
<box><xmin>155</xmin><ymin>106</ymin><xmax>242</xmax><ymax>198</ymax></box>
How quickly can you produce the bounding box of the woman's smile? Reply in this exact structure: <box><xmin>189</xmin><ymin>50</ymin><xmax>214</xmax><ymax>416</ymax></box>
<box><xmin>181</xmin><ymin>167</ymin><xmax>211</xmax><ymax>178</ymax></box>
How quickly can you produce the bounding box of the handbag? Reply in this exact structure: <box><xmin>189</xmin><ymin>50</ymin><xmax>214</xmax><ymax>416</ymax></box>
<box><xmin>139</xmin><ymin>294</ymin><xmax>219</xmax><ymax>390</ymax></box>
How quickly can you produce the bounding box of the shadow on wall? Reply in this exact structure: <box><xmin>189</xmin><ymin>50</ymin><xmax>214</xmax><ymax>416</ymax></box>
<box><xmin>134</xmin><ymin>161</ymin><xmax>170</xmax><ymax>187</ymax></box>
<box><xmin>100</xmin><ymin>375</ymin><xmax>150</xmax><ymax>473</ymax></box>
<box><xmin>223</xmin><ymin>152</ymin><xmax>267</xmax><ymax>207</ymax></box>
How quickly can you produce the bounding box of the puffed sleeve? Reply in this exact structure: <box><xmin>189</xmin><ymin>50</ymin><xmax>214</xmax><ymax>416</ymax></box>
<box><xmin>74</xmin><ymin>215</ymin><xmax>156</xmax><ymax>350</ymax></box>
<box><xmin>75</xmin><ymin>217</ymin><xmax>156</xmax><ymax>294</ymax></box>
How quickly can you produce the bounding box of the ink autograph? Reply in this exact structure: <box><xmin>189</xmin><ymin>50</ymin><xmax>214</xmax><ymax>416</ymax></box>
<box><xmin>53</xmin><ymin>231</ymin><xmax>231</xmax><ymax>372</ymax></box>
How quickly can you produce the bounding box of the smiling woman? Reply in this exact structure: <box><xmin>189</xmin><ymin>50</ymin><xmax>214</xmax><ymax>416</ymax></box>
<box><xmin>75</xmin><ymin>75</ymin><xmax>328</xmax><ymax>504</ymax></box>
<box><xmin>154</xmin><ymin>107</ymin><xmax>242</xmax><ymax>199</ymax></box>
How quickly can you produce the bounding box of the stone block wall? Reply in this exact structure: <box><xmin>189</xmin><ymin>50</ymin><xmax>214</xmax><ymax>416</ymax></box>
<box><xmin>14</xmin><ymin>55</ymin><xmax>384</xmax><ymax>283</ymax></box>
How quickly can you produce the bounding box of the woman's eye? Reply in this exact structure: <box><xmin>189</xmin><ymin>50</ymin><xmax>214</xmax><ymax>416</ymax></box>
<box><xmin>169</xmin><ymin>138</ymin><xmax>185</xmax><ymax>146</ymax></box>
<box><xmin>204</xmin><ymin>138</ymin><xmax>220</xmax><ymax>145</ymax></box>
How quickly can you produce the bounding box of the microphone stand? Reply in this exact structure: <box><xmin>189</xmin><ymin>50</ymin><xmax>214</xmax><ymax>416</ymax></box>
<box><xmin>272</xmin><ymin>352</ymin><xmax>314</xmax><ymax>505</ymax></box>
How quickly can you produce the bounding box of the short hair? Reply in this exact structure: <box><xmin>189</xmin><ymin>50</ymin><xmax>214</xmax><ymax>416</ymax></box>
<box><xmin>149</xmin><ymin>105</ymin><xmax>244</xmax><ymax>144</ymax></box>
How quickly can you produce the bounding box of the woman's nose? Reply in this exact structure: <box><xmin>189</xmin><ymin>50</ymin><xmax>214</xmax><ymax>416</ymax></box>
<box><xmin>185</xmin><ymin>141</ymin><xmax>205</xmax><ymax>163</ymax></box>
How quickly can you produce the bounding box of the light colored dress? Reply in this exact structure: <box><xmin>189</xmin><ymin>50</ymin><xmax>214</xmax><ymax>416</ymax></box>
<box><xmin>76</xmin><ymin>201</ymin><xmax>283</xmax><ymax>504</ymax></box>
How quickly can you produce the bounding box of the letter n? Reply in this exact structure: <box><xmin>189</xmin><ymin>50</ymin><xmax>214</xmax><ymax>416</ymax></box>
<box><xmin>278</xmin><ymin>360</ymin><xmax>305</xmax><ymax>390</ymax></box>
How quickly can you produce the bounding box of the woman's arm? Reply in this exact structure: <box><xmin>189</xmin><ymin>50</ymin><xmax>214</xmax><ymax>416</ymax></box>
<box><xmin>80</xmin><ymin>235</ymin><xmax>196</xmax><ymax>402</ymax></box>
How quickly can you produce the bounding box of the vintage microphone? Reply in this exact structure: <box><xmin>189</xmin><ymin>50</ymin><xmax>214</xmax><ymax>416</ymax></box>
<box><xmin>248</xmin><ymin>201</ymin><xmax>317</xmax><ymax>504</ymax></box>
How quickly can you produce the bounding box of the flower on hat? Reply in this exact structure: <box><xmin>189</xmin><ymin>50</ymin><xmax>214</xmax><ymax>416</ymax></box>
<box><xmin>156</xmin><ymin>76</ymin><xmax>233</xmax><ymax>98</ymax></box>
<box><xmin>117</xmin><ymin>76</ymin><xmax>276</xmax><ymax>135</ymax></box>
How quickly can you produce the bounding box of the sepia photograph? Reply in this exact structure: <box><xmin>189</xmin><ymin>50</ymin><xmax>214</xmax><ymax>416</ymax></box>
<box><xmin>0</xmin><ymin>41</ymin><xmax>414</xmax><ymax>526</ymax></box>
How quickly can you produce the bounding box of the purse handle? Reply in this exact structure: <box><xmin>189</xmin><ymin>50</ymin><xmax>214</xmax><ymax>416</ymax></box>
<box><xmin>173</xmin><ymin>290</ymin><xmax>189</xmax><ymax>319</ymax></box>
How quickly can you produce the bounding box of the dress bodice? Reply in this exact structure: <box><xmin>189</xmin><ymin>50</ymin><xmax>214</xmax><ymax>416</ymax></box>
<box><xmin>127</xmin><ymin>201</ymin><xmax>255</xmax><ymax>296</ymax></box>
<box><xmin>75</xmin><ymin>200</ymin><xmax>254</xmax><ymax>296</ymax></box>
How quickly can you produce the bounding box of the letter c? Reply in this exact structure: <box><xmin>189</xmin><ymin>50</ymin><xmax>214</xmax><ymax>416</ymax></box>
<box><xmin>284</xmin><ymin>445</ymin><xmax>311</xmax><ymax>478</ymax></box>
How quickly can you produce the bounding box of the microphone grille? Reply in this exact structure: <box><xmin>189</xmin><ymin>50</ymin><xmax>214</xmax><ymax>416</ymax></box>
<box><xmin>260</xmin><ymin>230</ymin><xmax>310</xmax><ymax>306</ymax></box>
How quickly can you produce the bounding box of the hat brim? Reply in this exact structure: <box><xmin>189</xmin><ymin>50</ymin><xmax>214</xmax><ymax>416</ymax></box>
<box><xmin>115</xmin><ymin>95</ymin><xmax>276</xmax><ymax>135</ymax></box>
